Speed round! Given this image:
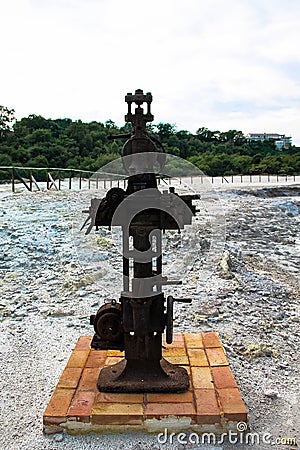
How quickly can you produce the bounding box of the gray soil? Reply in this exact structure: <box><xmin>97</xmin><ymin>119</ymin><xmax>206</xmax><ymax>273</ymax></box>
<box><xmin>0</xmin><ymin>182</ymin><xmax>299</xmax><ymax>450</ymax></box>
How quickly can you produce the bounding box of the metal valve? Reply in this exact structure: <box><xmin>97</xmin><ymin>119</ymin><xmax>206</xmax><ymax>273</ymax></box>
<box><xmin>84</xmin><ymin>90</ymin><xmax>197</xmax><ymax>392</ymax></box>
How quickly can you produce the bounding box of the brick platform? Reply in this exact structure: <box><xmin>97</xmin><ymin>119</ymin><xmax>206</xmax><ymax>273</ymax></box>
<box><xmin>43</xmin><ymin>333</ymin><xmax>247</xmax><ymax>434</ymax></box>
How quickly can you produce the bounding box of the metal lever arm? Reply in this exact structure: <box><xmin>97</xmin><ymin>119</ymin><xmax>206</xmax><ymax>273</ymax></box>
<box><xmin>157</xmin><ymin>277</ymin><xmax>182</xmax><ymax>286</ymax></box>
<box><xmin>166</xmin><ymin>295</ymin><xmax>192</xmax><ymax>344</ymax></box>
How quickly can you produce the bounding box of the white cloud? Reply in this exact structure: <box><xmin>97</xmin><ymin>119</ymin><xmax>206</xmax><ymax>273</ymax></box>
<box><xmin>1</xmin><ymin>0</ymin><xmax>300</xmax><ymax>144</ymax></box>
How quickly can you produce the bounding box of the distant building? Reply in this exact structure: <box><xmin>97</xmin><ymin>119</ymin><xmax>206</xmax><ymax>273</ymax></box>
<box><xmin>246</xmin><ymin>133</ymin><xmax>292</xmax><ymax>150</ymax></box>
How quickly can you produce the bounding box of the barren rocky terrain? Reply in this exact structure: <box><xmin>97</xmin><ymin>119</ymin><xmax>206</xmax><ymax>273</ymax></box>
<box><xmin>0</xmin><ymin>181</ymin><xmax>299</xmax><ymax>450</ymax></box>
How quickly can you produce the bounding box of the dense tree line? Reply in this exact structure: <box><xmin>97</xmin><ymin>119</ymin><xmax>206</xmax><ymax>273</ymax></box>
<box><xmin>0</xmin><ymin>106</ymin><xmax>299</xmax><ymax>179</ymax></box>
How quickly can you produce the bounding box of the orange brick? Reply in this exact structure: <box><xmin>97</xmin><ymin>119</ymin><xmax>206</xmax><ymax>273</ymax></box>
<box><xmin>146</xmin><ymin>391</ymin><xmax>193</xmax><ymax>403</ymax></box>
<box><xmin>57</xmin><ymin>367</ymin><xmax>83</xmax><ymax>389</ymax></box>
<box><xmin>211</xmin><ymin>366</ymin><xmax>238</xmax><ymax>389</ymax></box>
<box><xmin>78</xmin><ymin>368</ymin><xmax>100</xmax><ymax>391</ymax></box>
<box><xmin>44</xmin><ymin>332</ymin><xmax>247</xmax><ymax>430</ymax></box>
<box><xmin>91</xmin><ymin>403</ymin><xmax>143</xmax><ymax>425</ymax></box>
<box><xmin>184</xmin><ymin>333</ymin><xmax>204</xmax><ymax>348</ymax></box>
<box><xmin>164</xmin><ymin>355</ymin><xmax>189</xmax><ymax>365</ymax></box>
<box><xmin>162</xmin><ymin>347</ymin><xmax>186</xmax><ymax>357</ymax></box>
<box><xmin>173</xmin><ymin>333</ymin><xmax>184</xmax><ymax>341</ymax></box>
<box><xmin>162</xmin><ymin>342</ymin><xmax>185</xmax><ymax>351</ymax></box>
<box><xmin>96</xmin><ymin>392</ymin><xmax>144</xmax><ymax>404</ymax></box>
<box><xmin>187</xmin><ymin>348</ymin><xmax>209</xmax><ymax>366</ymax></box>
<box><xmin>67</xmin><ymin>391</ymin><xmax>96</xmax><ymax>422</ymax></box>
<box><xmin>202</xmin><ymin>332</ymin><xmax>222</xmax><ymax>348</ymax></box>
<box><xmin>43</xmin><ymin>388</ymin><xmax>75</xmax><ymax>425</ymax></box>
<box><xmin>191</xmin><ymin>367</ymin><xmax>214</xmax><ymax>389</ymax></box>
<box><xmin>162</xmin><ymin>341</ymin><xmax>185</xmax><ymax>349</ymax></box>
<box><xmin>67</xmin><ymin>350</ymin><xmax>90</xmax><ymax>368</ymax></box>
<box><xmin>104</xmin><ymin>356</ymin><xmax>124</xmax><ymax>366</ymax></box>
<box><xmin>75</xmin><ymin>336</ymin><xmax>92</xmax><ymax>350</ymax></box>
<box><xmin>145</xmin><ymin>402</ymin><xmax>196</xmax><ymax>421</ymax></box>
<box><xmin>206</xmin><ymin>347</ymin><xmax>228</xmax><ymax>366</ymax></box>
<box><xmin>217</xmin><ymin>388</ymin><xmax>247</xmax><ymax>422</ymax></box>
<box><xmin>163</xmin><ymin>334</ymin><xmax>185</xmax><ymax>347</ymax></box>
<box><xmin>164</xmin><ymin>333</ymin><xmax>184</xmax><ymax>343</ymax></box>
<box><xmin>107</xmin><ymin>350</ymin><xmax>125</xmax><ymax>357</ymax></box>
<box><xmin>85</xmin><ymin>350</ymin><xmax>107</xmax><ymax>368</ymax></box>
<box><xmin>194</xmin><ymin>389</ymin><xmax>221</xmax><ymax>424</ymax></box>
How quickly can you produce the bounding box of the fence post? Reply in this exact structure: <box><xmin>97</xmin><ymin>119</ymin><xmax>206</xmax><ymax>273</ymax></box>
<box><xmin>58</xmin><ymin>172</ymin><xmax>61</xmax><ymax>190</ymax></box>
<box><xmin>12</xmin><ymin>167</ymin><xmax>15</xmax><ymax>193</ymax></box>
<box><xmin>46</xmin><ymin>172</ymin><xmax>50</xmax><ymax>190</ymax></box>
<box><xmin>69</xmin><ymin>172</ymin><xmax>72</xmax><ymax>189</ymax></box>
<box><xmin>29</xmin><ymin>171</ymin><xmax>33</xmax><ymax>191</ymax></box>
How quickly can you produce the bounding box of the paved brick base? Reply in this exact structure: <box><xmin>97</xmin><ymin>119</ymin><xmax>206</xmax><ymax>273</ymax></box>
<box><xmin>43</xmin><ymin>333</ymin><xmax>247</xmax><ymax>434</ymax></box>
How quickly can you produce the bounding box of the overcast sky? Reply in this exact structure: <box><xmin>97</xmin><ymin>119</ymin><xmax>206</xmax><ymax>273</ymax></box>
<box><xmin>2</xmin><ymin>0</ymin><xmax>300</xmax><ymax>144</ymax></box>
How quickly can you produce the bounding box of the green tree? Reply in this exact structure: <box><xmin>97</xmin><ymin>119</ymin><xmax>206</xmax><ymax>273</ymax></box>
<box><xmin>231</xmin><ymin>155</ymin><xmax>252</xmax><ymax>174</ymax></box>
<box><xmin>155</xmin><ymin>123</ymin><xmax>176</xmax><ymax>141</ymax></box>
<box><xmin>0</xmin><ymin>113</ymin><xmax>299</xmax><ymax>176</ymax></box>
<box><xmin>196</xmin><ymin>127</ymin><xmax>219</xmax><ymax>142</ymax></box>
<box><xmin>26</xmin><ymin>154</ymin><xmax>49</xmax><ymax>167</ymax></box>
<box><xmin>0</xmin><ymin>153</ymin><xmax>12</xmax><ymax>165</ymax></box>
<box><xmin>219</xmin><ymin>130</ymin><xmax>245</xmax><ymax>145</ymax></box>
<box><xmin>0</xmin><ymin>106</ymin><xmax>15</xmax><ymax>140</ymax></box>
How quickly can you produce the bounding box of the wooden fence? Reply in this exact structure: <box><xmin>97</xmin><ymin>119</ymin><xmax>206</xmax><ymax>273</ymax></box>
<box><xmin>0</xmin><ymin>166</ymin><xmax>299</xmax><ymax>193</ymax></box>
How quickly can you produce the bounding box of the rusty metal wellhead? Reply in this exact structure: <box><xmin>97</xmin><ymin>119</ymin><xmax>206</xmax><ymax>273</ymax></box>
<box><xmin>83</xmin><ymin>89</ymin><xmax>198</xmax><ymax>392</ymax></box>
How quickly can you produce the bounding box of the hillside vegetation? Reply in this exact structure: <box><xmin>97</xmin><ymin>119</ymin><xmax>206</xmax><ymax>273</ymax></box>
<box><xmin>0</xmin><ymin>107</ymin><xmax>299</xmax><ymax>177</ymax></box>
